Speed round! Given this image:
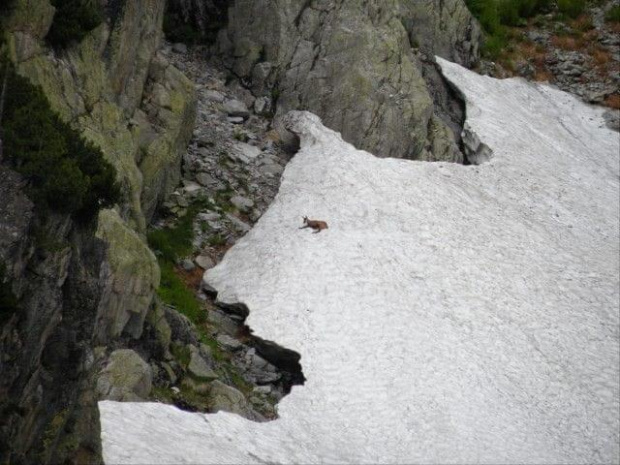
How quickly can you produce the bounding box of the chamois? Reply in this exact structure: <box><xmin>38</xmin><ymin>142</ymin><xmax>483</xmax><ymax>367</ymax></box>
<box><xmin>300</xmin><ymin>216</ymin><xmax>328</xmax><ymax>233</ymax></box>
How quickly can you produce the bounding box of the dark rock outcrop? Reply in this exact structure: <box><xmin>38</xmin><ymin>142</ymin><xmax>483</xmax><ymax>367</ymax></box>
<box><xmin>0</xmin><ymin>166</ymin><xmax>107</xmax><ymax>464</ymax></box>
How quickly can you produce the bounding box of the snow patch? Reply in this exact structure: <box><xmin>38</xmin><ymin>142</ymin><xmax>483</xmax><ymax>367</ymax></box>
<box><xmin>100</xmin><ymin>59</ymin><xmax>619</xmax><ymax>464</ymax></box>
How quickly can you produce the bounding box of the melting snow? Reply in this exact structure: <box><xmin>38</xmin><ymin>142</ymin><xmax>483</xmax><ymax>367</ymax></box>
<box><xmin>100</xmin><ymin>59</ymin><xmax>619</xmax><ymax>464</ymax></box>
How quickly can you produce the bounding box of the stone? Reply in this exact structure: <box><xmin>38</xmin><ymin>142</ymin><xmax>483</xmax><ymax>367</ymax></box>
<box><xmin>259</xmin><ymin>163</ymin><xmax>284</xmax><ymax>177</ymax></box>
<box><xmin>198</xmin><ymin>212</ymin><xmax>220</xmax><ymax>222</ymax></box>
<box><xmin>253</xmin><ymin>385</ymin><xmax>272</xmax><ymax>395</ymax></box>
<box><xmin>232</xmin><ymin>142</ymin><xmax>262</xmax><ymax>162</ymax></box>
<box><xmin>254</xmin><ymin>96</ymin><xmax>273</xmax><ymax>116</ymax></box>
<box><xmin>227</xmin><ymin>116</ymin><xmax>245</xmax><ymax>124</ymax></box>
<box><xmin>171</xmin><ymin>192</ymin><xmax>189</xmax><ymax>208</ymax></box>
<box><xmin>196</xmin><ymin>172</ymin><xmax>217</xmax><ymax>187</ymax></box>
<box><xmin>204</xmin><ymin>90</ymin><xmax>226</xmax><ymax>103</ymax></box>
<box><xmin>162</xmin><ymin>362</ymin><xmax>178</xmax><ymax>384</ymax></box>
<box><xmin>217</xmin><ymin>334</ymin><xmax>243</xmax><ymax>351</ymax></box>
<box><xmin>97</xmin><ymin>349</ymin><xmax>153</xmax><ymax>401</ymax></box>
<box><xmin>146</xmin><ymin>303</ymin><xmax>172</xmax><ymax>354</ymax></box>
<box><xmin>230</xmin><ymin>195</ymin><xmax>254</xmax><ymax>212</ymax></box>
<box><xmin>209</xmin><ymin>380</ymin><xmax>253</xmax><ymax>417</ymax></box>
<box><xmin>187</xmin><ymin>345</ymin><xmax>218</xmax><ymax>381</ymax></box>
<box><xmin>182</xmin><ymin>181</ymin><xmax>203</xmax><ymax>197</ymax></box>
<box><xmin>151</xmin><ymin>83</ymin><xmax>172</xmax><ymax>109</ymax></box>
<box><xmin>172</xmin><ymin>43</ymin><xmax>188</xmax><ymax>54</ymax></box>
<box><xmin>194</xmin><ymin>254</ymin><xmax>215</xmax><ymax>269</ymax></box>
<box><xmin>603</xmin><ymin>110</ymin><xmax>620</xmax><ymax>132</ymax></box>
<box><xmin>164</xmin><ymin>306</ymin><xmax>199</xmax><ymax>346</ymax></box>
<box><xmin>201</xmin><ymin>280</ymin><xmax>219</xmax><ymax>298</ymax></box>
<box><xmin>225</xmin><ymin>213</ymin><xmax>251</xmax><ymax>233</ymax></box>
<box><xmin>181</xmin><ymin>259</ymin><xmax>195</xmax><ymax>271</ymax></box>
<box><xmin>223</xmin><ymin>99</ymin><xmax>250</xmax><ymax>118</ymax></box>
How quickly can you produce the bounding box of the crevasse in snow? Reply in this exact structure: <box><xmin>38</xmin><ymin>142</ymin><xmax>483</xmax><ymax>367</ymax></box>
<box><xmin>99</xmin><ymin>58</ymin><xmax>619</xmax><ymax>464</ymax></box>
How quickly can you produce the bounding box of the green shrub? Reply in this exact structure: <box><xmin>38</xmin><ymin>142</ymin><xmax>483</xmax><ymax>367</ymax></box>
<box><xmin>46</xmin><ymin>0</ymin><xmax>103</xmax><ymax>48</ymax></box>
<box><xmin>0</xmin><ymin>63</ymin><xmax>121</xmax><ymax>219</ymax></box>
<box><xmin>147</xmin><ymin>206</ymin><xmax>200</xmax><ymax>263</ymax></box>
<box><xmin>557</xmin><ymin>0</ymin><xmax>586</xmax><ymax>18</ymax></box>
<box><xmin>466</xmin><ymin>0</ymin><xmax>556</xmax><ymax>58</ymax></box>
<box><xmin>605</xmin><ymin>5</ymin><xmax>620</xmax><ymax>22</ymax></box>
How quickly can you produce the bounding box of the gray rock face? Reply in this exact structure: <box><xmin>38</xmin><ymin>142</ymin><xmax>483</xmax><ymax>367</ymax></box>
<box><xmin>217</xmin><ymin>0</ymin><xmax>480</xmax><ymax>161</ymax></box>
<box><xmin>97</xmin><ymin>350</ymin><xmax>153</xmax><ymax>401</ymax></box>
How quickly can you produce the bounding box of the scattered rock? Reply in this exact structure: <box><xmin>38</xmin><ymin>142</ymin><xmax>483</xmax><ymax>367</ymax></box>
<box><xmin>603</xmin><ymin>109</ymin><xmax>620</xmax><ymax>132</ymax></box>
<box><xmin>232</xmin><ymin>142</ymin><xmax>262</xmax><ymax>162</ymax></box>
<box><xmin>254</xmin><ymin>96</ymin><xmax>273</xmax><ymax>116</ymax></box>
<box><xmin>225</xmin><ymin>213</ymin><xmax>251</xmax><ymax>233</ymax></box>
<box><xmin>194</xmin><ymin>254</ymin><xmax>215</xmax><ymax>269</ymax></box>
<box><xmin>187</xmin><ymin>345</ymin><xmax>218</xmax><ymax>381</ymax></box>
<box><xmin>205</xmin><ymin>90</ymin><xmax>226</xmax><ymax>103</ymax></box>
<box><xmin>223</xmin><ymin>99</ymin><xmax>250</xmax><ymax>118</ymax></box>
<box><xmin>227</xmin><ymin>116</ymin><xmax>245</xmax><ymax>124</ymax></box>
<box><xmin>230</xmin><ymin>195</ymin><xmax>254</xmax><ymax>212</ymax></box>
<box><xmin>195</xmin><ymin>172</ymin><xmax>217</xmax><ymax>187</ymax></box>
<box><xmin>217</xmin><ymin>334</ymin><xmax>243</xmax><ymax>351</ymax></box>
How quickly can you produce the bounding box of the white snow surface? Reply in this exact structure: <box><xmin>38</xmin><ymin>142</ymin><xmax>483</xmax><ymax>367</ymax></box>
<box><xmin>100</xmin><ymin>59</ymin><xmax>620</xmax><ymax>464</ymax></box>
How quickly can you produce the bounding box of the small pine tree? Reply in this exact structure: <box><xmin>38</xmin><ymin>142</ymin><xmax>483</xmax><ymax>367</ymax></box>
<box><xmin>46</xmin><ymin>0</ymin><xmax>103</xmax><ymax>48</ymax></box>
<box><xmin>0</xmin><ymin>61</ymin><xmax>121</xmax><ymax>220</ymax></box>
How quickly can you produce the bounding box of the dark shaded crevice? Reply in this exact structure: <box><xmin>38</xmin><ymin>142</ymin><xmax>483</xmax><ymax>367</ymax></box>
<box><xmin>215</xmin><ymin>300</ymin><xmax>306</xmax><ymax>395</ymax></box>
<box><xmin>419</xmin><ymin>57</ymin><xmax>467</xmax><ymax>158</ymax></box>
<box><xmin>164</xmin><ymin>0</ymin><xmax>231</xmax><ymax>45</ymax></box>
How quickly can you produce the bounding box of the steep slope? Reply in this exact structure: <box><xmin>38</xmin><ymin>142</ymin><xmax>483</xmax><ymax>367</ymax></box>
<box><xmin>100</xmin><ymin>62</ymin><xmax>619</xmax><ymax>463</ymax></box>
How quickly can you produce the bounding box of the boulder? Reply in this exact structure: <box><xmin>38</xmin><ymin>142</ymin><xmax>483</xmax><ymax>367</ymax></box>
<box><xmin>232</xmin><ymin>142</ymin><xmax>262</xmax><ymax>162</ymax></box>
<box><xmin>209</xmin><ymin>380</ymin><xmax>253</xmax><ymax>417</ymax></box>
<box><xmin>97</xmin><ymin>350</ymin><xmax>153</xmax><ymax>401</ymax></box>
<box><xmin>223</xmin><ymin>99</ymin><xmax>250</xmax><ymax>118</ymax></box>
<box><xmin>204</xmin><ymin>90</ymin><xmax>226</xmax><ymax>103</ymax></box>
<box><xmin>254</xmin><ymin>96</ymin><xmax>273</xmax><ymax>116</ymax></box>
<box><xmin>194</xmin><ymin>254</ymin><xmax>215</xmax><ymax>270</ymax></box>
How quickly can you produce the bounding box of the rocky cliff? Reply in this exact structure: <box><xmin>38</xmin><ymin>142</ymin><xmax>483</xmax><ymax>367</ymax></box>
<box><xmin>215</xmin><ymin>0</ymin><xmax>480</xmax><ymax>161</ymax></box>
<box><xmin>0</xmin><ymin>0</ymin><xmax>195</xmax><ymax>462</ymax></box>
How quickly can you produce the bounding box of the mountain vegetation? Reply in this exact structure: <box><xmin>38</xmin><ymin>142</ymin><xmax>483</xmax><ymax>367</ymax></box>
<box><xmin>0</xmin><ymin>62</ymin><xmax>120</xmax><ymax>219</ymax></box>
<box><xmin>465</xmin><ymin>0</ymin><xmax>590</xmax><ymax>57</ymax></box>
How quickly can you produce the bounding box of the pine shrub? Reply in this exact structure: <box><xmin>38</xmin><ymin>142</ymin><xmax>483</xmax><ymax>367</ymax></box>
<box><xmin>0</xmin><ymin>62</ymin><xmax>121</xmax><ymax>220</ymax></box>
<box><xmin>46</xmin><ymin>0</ymin><xmax>103</xmax><ymax>48</ymax></box>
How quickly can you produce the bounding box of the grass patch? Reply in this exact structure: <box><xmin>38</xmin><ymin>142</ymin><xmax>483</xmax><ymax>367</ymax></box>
<box><xmin>158</xmin><ymin>261</ymin><xmax>204</xmax><ymax>324</ymax></box>
<box><xmin>606</xmin><ymin>5</ymin><xmax>620</xmax><ymax>23</ymax></box>
<box><xmin>557</xmin><ymin>0</ymin><xmax>586</xmax><ymax>19</ymax></box>
<box><xmin>147</xmin><ymin>204</ymin><xmax>201</xmax><ymax>262</ymax></box>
